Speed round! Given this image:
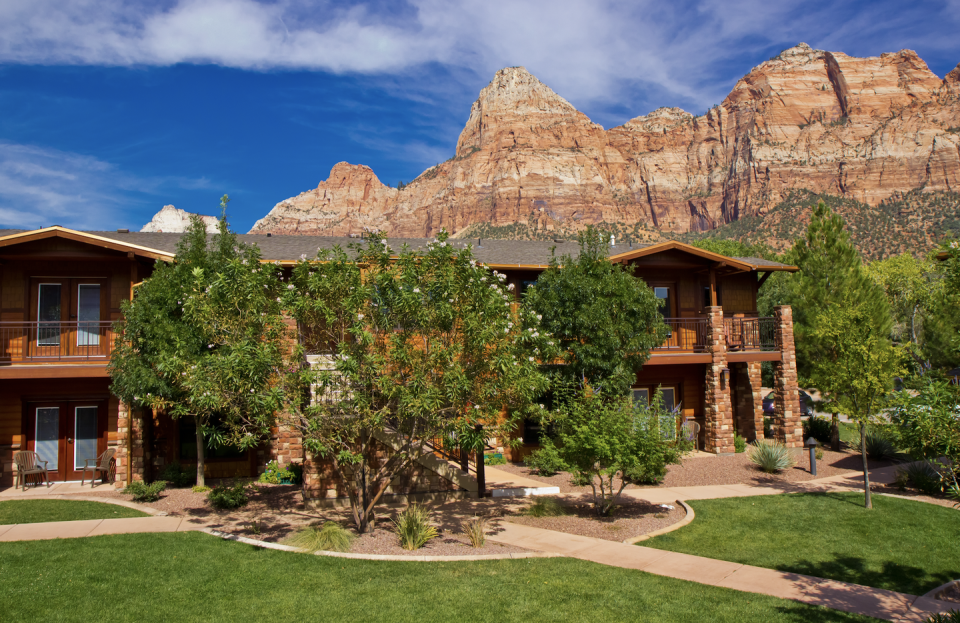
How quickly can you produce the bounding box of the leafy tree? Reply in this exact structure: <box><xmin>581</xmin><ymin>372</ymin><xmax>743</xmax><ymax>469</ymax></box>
<box><xmin>890</xmin><ymin>381</ymin><xmax>960</xmax><ymax>496</ymax></box>
<box><xmin>866</xmin><ymin>253</ymin><xmax>943</xmax><ymax>373</ymax></box>
<box><xmin>283</xmin><ymin>232</ymin><xmax>554</xmax><ymax>533</ymax></box>
<box><xmin>547</xmin><ymin>388</ymin><xmax>689</xmax><ymax>516</ymax></box>
<box><xmin>922</xmin><ymin>240</ymin><xmax>960</xmax><ymax>368</ymax></box>
<box><xmin>525</xmin><ymin>227</ymin><xmax>668</xmax><ymax>396</ymax></box>
<box><xmin>807</xmin><ymin>301</ymin><xmax>904</xmax><ymax>508</ymax></box>
<box><xmin>109</xmin><ymin>197</ymin><xmax>289</xmax><ymax>486</ymax></box>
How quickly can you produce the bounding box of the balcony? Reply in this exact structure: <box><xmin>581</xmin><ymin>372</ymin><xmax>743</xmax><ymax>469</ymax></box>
<box><xmin>653</xmin><ymin>316</ymin><xmax>777</xmax><ymax>354</ymax></box>
<box><xmin>0</xmin><ymin>321</ymin><xmax>114</xmax><ymax>363</ymax></box>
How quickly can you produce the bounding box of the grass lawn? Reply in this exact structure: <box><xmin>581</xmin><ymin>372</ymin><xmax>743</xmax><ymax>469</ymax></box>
<box><xmin>645</xmin><ymin>492</ymin><xmax>960</xmax><ymax>596</ymax></box>
<box><xmin>0</xmin><ymin>500</ymin><xmax>148</xmax><ymax>525</ymax></box>
<box><xmin>0</xmin><ymin>532</ymin><xmax>876</xmax><ymax>623</ymax></box>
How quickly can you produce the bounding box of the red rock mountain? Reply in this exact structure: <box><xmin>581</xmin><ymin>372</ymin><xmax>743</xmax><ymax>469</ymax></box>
<box><xmin>249</xmin><ymin>44</ymin><xmax>960</xmax><ymax>239</ymax></box>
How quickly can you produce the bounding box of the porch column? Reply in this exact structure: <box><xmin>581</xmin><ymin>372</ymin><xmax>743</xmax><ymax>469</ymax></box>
<box><xmin>733</xmin><ymin>362</ymin><xmax>764</xmax><ymax>442</ymax></box>
<box><xmin>773</xmin><ymin>305</ymin><xmax>803</xmax><ymax>447</ymax></box>
<box><xmin>115</xmin><ymin>401</ymin><xmax>146</xmax><ymax>487</ymax></box>
<box><xmin>703</xmin><ymin>306</ymin><xmax>734</xmax><ymax>454</ymax></box>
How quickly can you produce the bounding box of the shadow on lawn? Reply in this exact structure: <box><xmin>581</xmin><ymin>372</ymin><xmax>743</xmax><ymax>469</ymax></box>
<box><xmin>783</xmin><ymin>556</ymin><xmax>953</xmax><ymax>598</ymax></box>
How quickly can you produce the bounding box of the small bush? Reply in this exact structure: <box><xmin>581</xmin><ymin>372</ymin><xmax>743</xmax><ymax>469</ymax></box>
<box><xmin>748</xmin><ymin>442</ymin><xmax>797</xmax><ymax>473</ymax></box>
<box><xmin>156</xmin><ymin>461</ymin><xmax>194</xmax><ymax>488</ymax></box>
<box><xmin>947</xmin><ymin>484</ymin><xmax>960</xmax><ymax>508</ymax></box>
<box><xmin>192</xmin><ymin>485</ymin><xmax>211</xmax><ymax>493</ymax></box>
<box><xmin>815</xmin><ymin>446</ymin><xmax>824</xmax><ymax>461</ymax></box>
<box><xmin>734</xmin><ymin>434</ymin><xmax>747</xmax><ymax>454</ymax></box>
<box><xmin>865</xmin><ymin>433</ymin><xmax>898</xmax><ymax>461</ymax></box>
<box><xmin>123</xmin><ymin>480</ymin><xmax>166</xmax><ymax>503</ymax></box>
<box><xmin>926</xmin><ymin>610</ymin><xmax>960</xmax><ymax>623</ymax></box>
<box><xmin>393</xmin><ymin>504</ymin><xmax>438</xmax><ymax>551</ymax></box>
<box><xmin>524</xmin><ymin>439</ymin><xmax>566</xmax><ymax>476</ymax></box>
<box><xmin>258</xmin><ymin>460</ymin><xmax>298</xmax><ymax>485</ymax></box>
<box><xmin>285</xmin><ymin>522</ymin><xmax>356</xmax><ymax>553</ymax></box>
<box><xmin>893</xmin><ymin>468</ymin><xmax>910</xmax><ymax>491</ymax></box>
<box><xmin>461</xmin><ymin>516</ymin><xmax>488</xmax><ymax>548</ymax></box>
<box><xmin>904</xmin><ymin>461</ymin><xmax>943</xmax><ymax>495</ymax></box>
<box><xmin>521</xmin><ymin>497</ymin><xmax>567</xmax><ymax>518</ymax></box>
<box><xmin>803</xmin><ymin>417</ymin><xmax>833</xmax><ymax>445</ymax></box>
<box><xmin>208</xmin><ymin>481</ymin><xmax>250</xmax><ymax>510</ymax></box>
<box><xmin>763</xmin><ymin>417</ymin><xmax>773</xmax><ymax>439</ymax></box>
<box><xmin>484</xmin><ymin>455</ymin><xmax>507</xmax><ymax>466</ymax></box>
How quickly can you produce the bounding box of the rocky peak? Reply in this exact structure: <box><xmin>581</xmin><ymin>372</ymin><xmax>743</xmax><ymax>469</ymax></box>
<box><xmin>621</xmin><ymin>107</ymin><xmax>694</xmax><ymax>132</ymax></box>
<box><xmin>140</xmin><ymin>205</ymin><xmax>218</xmax><ymax>233</ymax></box>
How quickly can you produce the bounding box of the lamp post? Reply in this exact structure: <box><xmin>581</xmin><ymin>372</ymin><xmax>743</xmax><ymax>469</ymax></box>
<box><xmin>805</xmin><ymin>437</ymin><xmax>818</xmax><ymax>476</ymax></box>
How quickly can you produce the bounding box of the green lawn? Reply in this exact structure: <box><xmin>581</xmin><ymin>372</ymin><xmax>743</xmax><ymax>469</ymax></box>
<box><xmin>645</xmin><ymin>493</ymin><xmax>960</xmax><ymax>596</ymax></box>
<box><xmin>0</xmin><ymin>500</ymin><xmax>148</xmax><ymax>525</ymax></box>
<box><xmin>0</xmin><ymin>532</ymin><xmax>875</xmax><ymax>623</ymax></box>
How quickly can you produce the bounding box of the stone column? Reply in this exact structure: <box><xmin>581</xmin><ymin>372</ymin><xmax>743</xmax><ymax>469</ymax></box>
<box><xmin>115</xmin><ymin>402</ymin><xmax>146</xmax><ymax>487</ymax></box>
<box><xmin>733</xmin><ymin>362</ymin><xmax>764</xmax><ymax>442</ymax></box>
<box><xmin>773</xmin><ymin>305</ymin><xmax>803</xmax><ymax>448</ymax></box>
<box><xmin>703</xmin><ymin>306</ymin><xmax>734</xmax><ymax>454</ymax></box>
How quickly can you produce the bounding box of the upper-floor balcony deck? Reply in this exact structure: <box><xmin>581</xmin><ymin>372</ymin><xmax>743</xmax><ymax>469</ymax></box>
<box><xmin>0</xmin><ymin>321</ymin><xmax>114</xmax><ymax>375</ymax></box>
<box><xmin>650</xmin><ymin>316</ymin><xmax>780</xmax><ymax>364</ymax></box>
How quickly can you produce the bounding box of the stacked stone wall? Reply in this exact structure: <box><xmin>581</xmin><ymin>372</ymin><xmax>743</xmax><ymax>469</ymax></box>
<box><xmin>703</xmin><ymin>306</ymin><xmax>735</xmax><ymax>454</ymax></box>
<box><xmin>773</xmin><ymin>306</ymin><xmax>803</xmax><ymax>448</ymax></box>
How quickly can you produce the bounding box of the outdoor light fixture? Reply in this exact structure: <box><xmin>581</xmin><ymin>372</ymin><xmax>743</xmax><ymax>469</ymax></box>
<box><xmin>805</xmin><ymin>437</ymin><xmax>818</xmax><ymax>476</ymax></box>
<box><xmin>721</xmin><ymin>367</ymin><xmax>731</xmax><ymax>387</ymax></box>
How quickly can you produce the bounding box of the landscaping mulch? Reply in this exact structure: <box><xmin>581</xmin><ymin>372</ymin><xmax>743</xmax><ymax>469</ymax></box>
<box><xmin>494</xmin><ymin>448</ymin><xmax>895</xmax><ymax>492</ymax></box>
<box><xmin>507</xmin><ymin>499</ymin><xmax>686</xmax><ymax>542</ymax></box>
<box><xmin>350</xmin><ymin>526</ymin><xmax>531</xmax><ymax>556</ymax></box>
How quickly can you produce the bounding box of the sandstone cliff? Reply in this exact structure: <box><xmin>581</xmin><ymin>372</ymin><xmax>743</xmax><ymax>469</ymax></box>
<box><xmin>141</xmin><ymin>205</ymin><xmax>218</xmax><ymax>233</ymax></box>
<box><xmin>250</xmin><ymin>45</ymin><xmax>960</xmax><ymax>240</ymax></box>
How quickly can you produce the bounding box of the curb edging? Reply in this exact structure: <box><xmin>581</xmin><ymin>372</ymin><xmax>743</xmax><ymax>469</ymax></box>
<box><xmin>625</xmin><ymin>500</ymin><xmax>694</xmax><ymax>544</ymax></box>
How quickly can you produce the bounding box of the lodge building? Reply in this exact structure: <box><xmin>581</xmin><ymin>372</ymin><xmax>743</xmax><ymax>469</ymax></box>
<box><xmin>0</xmin><ymin>227</ymin><xmax>802</xmax><ymax>501</ymax></box>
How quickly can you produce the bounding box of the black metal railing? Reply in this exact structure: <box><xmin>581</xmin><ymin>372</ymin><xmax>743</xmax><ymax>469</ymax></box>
<box><xmin>0</xmin><ymin>321</ymin><xmax>114</xmax><ymax>362</ymax></box>
<box><xmin>724</xmin><ymin>316</ymin><xmax>777</xmax><ymax>351</ymax></box>
<box><xmin>654</xmin><ymin>318</ymin><xmax>710</xmax><ymax>352</ymax></box>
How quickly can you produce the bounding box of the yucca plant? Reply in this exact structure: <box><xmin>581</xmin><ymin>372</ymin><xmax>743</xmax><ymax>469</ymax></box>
<box><xmin>948</xmin><ymin>484</ymin><xmax>960</xmax><ymax>509</ymax></box>
<box><xmin>393</xmin><ymin>504</ymin><xmax>438</xmax><ymax>550</ymax></box>
<box><xmin>461</xmin><ymin>516</ymin><xmax>488</xmax><ymax>548</ymax></box>
<box><xmin>284</xmin><ymin>521</ymin><xmax>356</xmax><ymax>553</ymax></box>
<box><xmin>521</xmin><ymin>497</ymin><xmax>568</xmax><ymax>517</ymax></box>
<box><xmin>904</xmin><ymin>461</ymin><xmax>943</xmax><ymax>495</ymax></box>
<box><xmin>865</xmin><ymin>433</ymin><xmax>897</xmax><ymax>461</ymax></box>
<box><xmin>926</xmin><ymin>610</ymin><xmax>960</xmax><ymax>623</ymax></box>
<box><xmin>748</xmin><ymin>442</ymin><xmax>796</xmax><ymax>473</ymax></box>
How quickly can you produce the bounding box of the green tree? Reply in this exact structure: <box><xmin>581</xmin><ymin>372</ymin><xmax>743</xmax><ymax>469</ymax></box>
<box><xmin>808</xmin><ymin>301</ymin><xmax>903</xmax><ymax>508</ymax></box>
<box><xmin>922</xmin><ymin>240</ymin><xmax>960</xmax><ymax>368</ymax></box>
<box><xmin>866</xmin><ymin>253</ymin><xmax>943</xmax><ymax>372</ymax></box>
<box><xmin>550</xmin><ymin>388</ymin><xmax>689</xmax><ymax>515</ymax></box>
<box><xmin>283</xmin><ymin>232</ymin><xmax>554</xmax><ymax>533</ymax></box>
<box><xmin>525</xmin><ymin>227</ymin><xmax>668</xmax><ymax>396</ymax></box>
<box><xmin>890</xmin><ymin>380</ymin><xmax>960</xmax><ymax>497</ymax></box>
<box><xmin>109</xmin><ymin>197</ymin><xmax>290</xmax><ymax>487</ymax></box>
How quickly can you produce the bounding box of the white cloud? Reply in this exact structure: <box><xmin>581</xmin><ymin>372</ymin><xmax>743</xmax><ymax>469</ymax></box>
<box><xmin>0</xmin><ymin>141</ymin><xmax>212</xmax><ymax>230</ymax></box>
<box><xmin>0</xmin><ymin>0</ymin><xmax>957</xmax><ymax>114</ymax></box>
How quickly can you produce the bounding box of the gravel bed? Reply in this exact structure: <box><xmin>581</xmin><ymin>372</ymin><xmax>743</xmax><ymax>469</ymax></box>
<box><xmin>507</xmin><ymin>499</ymin><xmax>686</xmax><ymax>542</ymax></box>
<box><xmin>494</xmin><ymin>448</ymin><xmax>895</xmax><ymax>492</ymax></box>
<box><xmin>349</xmin><ymin>525</ymin><xmax>531</xmax><ymax>556</ymax></box>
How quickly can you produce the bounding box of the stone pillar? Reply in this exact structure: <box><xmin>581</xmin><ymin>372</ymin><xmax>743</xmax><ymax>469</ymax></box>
<box><xmin>267</xmin><ymin>422</ymin><xmax>304</xmax><ymax>471</ymax></box>
<box><xmin>703</xmin><ymin>306</ymin><xmax>734</xmax><ymax>454</ymax></box>
<box><xmin>773</xmin><ymin>305</ymin><xmax>803</xmax><ymax>448</ymax></box>
<box><xmin>733</xmin><ymin>362</ymin><xmax>764</xmax><ymax>442</ymax></box>
<box><xmin>115</xmin><ymin>402</ymin><xmax>147</xmax><ymax>488</ymax></box>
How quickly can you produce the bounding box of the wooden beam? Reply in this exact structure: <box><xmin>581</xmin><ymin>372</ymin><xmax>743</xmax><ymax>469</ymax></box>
<box><xmin>709</xmin><ymin>267</ymin><xmax>718</xmax><ymax>306</ymax></box>
<box><xmin>757</xmin><ymin>271</ymin><xmax>773</xmax><ymax>289</ymax></box>
<box><xmin>0</xmin><ymin>365</ymin><xmax>110</xmax><ymax>379</ymax></box>
<box><xmin>646</xmin><ymin>353</ymin><xmax>712</xmax><ymax>365</ymax></box>
<box><xmin>727</xmin><ymin>351</ymin><xmax>782</xmax><ymax>363</ymax></box>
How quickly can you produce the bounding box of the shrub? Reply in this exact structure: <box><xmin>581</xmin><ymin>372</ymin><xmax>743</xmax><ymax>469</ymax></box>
<box><xmin>123</xmin><ymin>480</ymin><xmax>166</xmax><ymax>503</ymax></box>
<box><xmin>521</xmin><ymin>497</ymin><xmax>567</xmax><ymax>518</ymax></box>
<box><xmin>926</xmin><ymin>610</ymin><xmax>960</xmax><ymax>623</ymax></box>
<box><xmin>803</xmin><ymin>417</ymin><xmax>833</xmax><ymax>445</ymax></box>
<box><xmin>904</xmin><ymin>461</ymin><xmax>943</xmax><ymax>495</ymax></box>
<box><xmin>815</xmin><ymin>446</ymin><xmax>824</xmax><ymax>461</ymax></box>
<box><xmin>748</xmin><ymin>442</ymin><xmax>797</xmax><ymax>473</ymax></box>
<box><xmin>947</xmin><ymin>484</ymin><xmax>960</xmax><ymax>508</ymax></box>
<box><xmin>484</xmin><ymin>455</ymin><xmax>507</xmax><ymax>466</ymax></box>
<box><xmin>393</xmin><ymin>504</ymin><xmax>438</xmax><ymax>550</ymax></box>
<box><xmin>461</xmin><ymin>516</ymin><xmax>488</xmax><ymax>548</ymax></box>
<box><xmin>734</xmin><ymin>434</ymin><xmax>747</xmax><ymax>454</ymax></box>
<box><xmin>763</xmin><ymin>417</ymin><xmax>773</xmax><ymax>439</ymax></box>
<box><xmin>524</xmin><ymin>439</ymin><xmax>566</xmax><ymax>476</ymax></box>
<box><xmin>258</xmin><ymin>460</ymin><xmax>298</xmax><ymax>485</ymax></box>
<box><xmin>192</xmin><ymin>485</ymin><xmax>211</xmax><ymax>493</ymax></box>
<box><xmin>156</xmin><ymin>461</ymin><xmax>194</xmax><ymax>488</ymax></box>
<box><xmin>893</xmin><ymin>468</ymin><xmax>910</xmax><ymax>491</ymax></box>
<box><xmin>865</xmin><ymin>433</ymin><xmax>897</xmax><ymax>461</ymax></box>
<box><xmin>285</xmin><ymin>522</ymin><xmax>356</xmax><ymax>553</ymax></box>
<box><xmin>208</xmin><ymin>481</ymin><xmax>250</xmax><ymax>510</ymax></box>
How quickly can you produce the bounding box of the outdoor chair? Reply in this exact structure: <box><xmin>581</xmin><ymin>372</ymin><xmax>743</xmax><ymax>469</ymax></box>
<box><xmin>13</xmin><ymin>451</ymin><xmax>51</xmax><ymax>491</ymax></box>
<box><xmin>81</xmin><ymin>448</ymin><xmax>116</xmax><ymax>488</ymax></box>
<box><xmin>681</xmin><ymin>420</ymin><xmax>701</xmax><ymax>451</ymax></box>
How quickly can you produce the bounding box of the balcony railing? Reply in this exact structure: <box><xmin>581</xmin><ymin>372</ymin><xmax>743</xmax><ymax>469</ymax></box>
<box><xmin>724</xmin><ymin>316</ymin><xmax>777</xmax><ymax>352</ymax></box>
<box><xmin>0</xmin><ymin>321</ymin><xmax>114</xmax><ymax>362</ymax></box>
<box><xmin>652</xmin><ymin>317</ymin><xmax>778</xmax><ymax>353</ymax></box>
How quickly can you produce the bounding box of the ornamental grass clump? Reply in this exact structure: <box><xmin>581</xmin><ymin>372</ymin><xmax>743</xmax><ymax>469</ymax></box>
<box><xmin>748</xmin><ymin>442</ymin><xmax>796</xmax><ymax>473</ymax></box>
<box><xmin>865</xmin><ymin>433</ymin><xmax>898</xmax><ymax>461</ymax></box>
<box><xmin>393</xmin><ymin>504</ymin><xmax>438</xmax><ymax>550</ymax></box>
<box><xmin>461</xmin><ymin>517</ymin><xmax>489</xmax><ymax>548</ymax></box>
<box><xmin>285</xmin><ymin>522</ymin><xmax>356</xmax><ymax>553</ymax></box>
<box><xmin>521</xmin><ymin>497</ymin><xmax>567</xmax><ymax>518</ymax></box>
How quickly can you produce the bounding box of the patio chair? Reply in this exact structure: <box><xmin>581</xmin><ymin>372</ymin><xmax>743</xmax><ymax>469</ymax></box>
<box><xmin>81</xmin><ymin>448</ymin><xmax>116</xmax><ymax>488</ymax></box>
<box><xmin>681</xmin><ymin>420</ymin><xmax>701</xmax><ymax>450</ymax></box>
<box><xmin>13</xmin><ymin>451</ymin><xmax>51</xmax><ymax>491</ymax></box>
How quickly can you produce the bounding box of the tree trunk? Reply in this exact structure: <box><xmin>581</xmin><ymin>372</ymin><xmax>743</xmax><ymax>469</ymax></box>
<box><xmin>195</xmin><ymin>416</ymin><xmax>206</xmax><ymax>488</ymax></box>
<box><xmin>831</xmin><ymin>414</ymin><xmax>840</xmax><ymax>452</ymax></box>
<box><xmin>859</xmin><ymin>421</ymin><xmax>872</xmax><ymax>509</ymax></box>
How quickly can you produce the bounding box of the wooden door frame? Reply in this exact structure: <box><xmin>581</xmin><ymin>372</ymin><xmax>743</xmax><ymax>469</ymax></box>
<box><xmin>22</xmin><ymin>398</ymin><xmax>109</xmax><ymax>482</ymax></box>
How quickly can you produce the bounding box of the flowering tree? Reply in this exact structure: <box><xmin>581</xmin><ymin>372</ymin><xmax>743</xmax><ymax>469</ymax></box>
<box><xmin>109</xmin><ymin>198</ymin><xmax>290</xmax><ymax>486</ymax></box>
<box><xmin>891</xmin><ymin>381</ymin><xmax>960</xmax><ymax>500</ymax></box>
<box><xmin>283</xmin><ymin>231</ymin><xmax>554</xmax><ymax>533</ymax></box>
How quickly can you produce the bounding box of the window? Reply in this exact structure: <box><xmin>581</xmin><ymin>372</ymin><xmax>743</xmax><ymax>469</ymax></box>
<box><xmin>38</xmin><ymin>284</ymin><xmax>62</xmax><ymax>346</ymax></box>
<box><xmin>77</xmin><ymin>284</ymin><xmax>100</xmax><ymax>346</ymax></box>
<box><xmin>520</xmin><ymin>280</ymin><xmax>538</xmax><ymax>296</ymax></box>
<box><xmin>654</xmin><ymin>287</ymin><xmax>672</xmax><ymax>317</ymax></box>
<box><xmin>632</xmin><ymin>385</ymin><xmax>678</xmax><ymax>412</ymax></box>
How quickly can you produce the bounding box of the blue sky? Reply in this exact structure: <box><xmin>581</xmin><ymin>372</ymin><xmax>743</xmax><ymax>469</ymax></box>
<box><xmin>0</xmin><ymin>0</ymin><xmax>958</xmax><ymax>232</ymax></box>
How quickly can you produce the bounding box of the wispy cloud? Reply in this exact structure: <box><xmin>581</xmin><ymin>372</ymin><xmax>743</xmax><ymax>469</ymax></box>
<box><xmin>0</xmin><ymin>141</ymin><xmax>213</xmax><ymax>230</ymax></box>
<box><xmin>2</xmin><ymin>0</ymin><xmax>958</xmax><ymax>118</ymax></box>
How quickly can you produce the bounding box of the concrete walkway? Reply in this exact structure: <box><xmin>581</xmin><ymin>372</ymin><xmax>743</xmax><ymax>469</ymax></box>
<box><xmin>0</xmin><ymin>516</ymin><xmax>203</xmax><ymax>542</ymax></box>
